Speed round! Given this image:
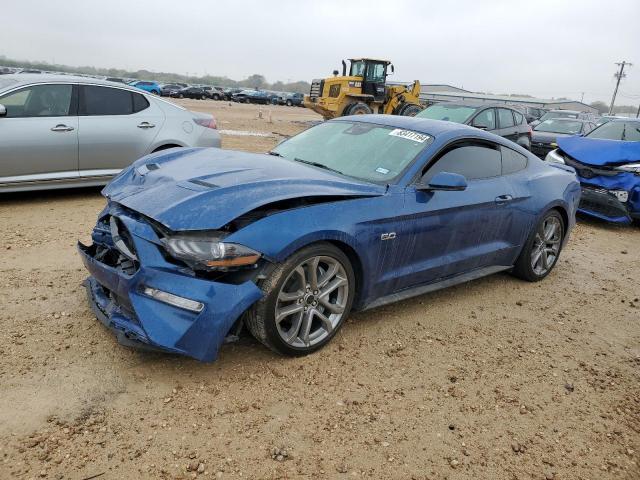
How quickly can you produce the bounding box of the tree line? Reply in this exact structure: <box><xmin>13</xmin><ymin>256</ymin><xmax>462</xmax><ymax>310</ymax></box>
<box><xmin>0</xmin><ymin>57</ymin><xmax>311</xmax><ymax>94</ymax></box>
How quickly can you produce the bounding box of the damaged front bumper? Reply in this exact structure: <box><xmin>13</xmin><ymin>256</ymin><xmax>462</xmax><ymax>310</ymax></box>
<box><xmin>78</xmin><ymin>207</ymin><xmax>263</xmax><ymax>362</ymax></box>
<box><xmin>575</xmin><ymin>174</ymin><xmax>640</xmax><ymax>224</ymax></box>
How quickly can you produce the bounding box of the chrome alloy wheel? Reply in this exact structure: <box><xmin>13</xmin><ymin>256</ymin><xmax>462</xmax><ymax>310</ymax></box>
<box><xmin>274</xmin><ymin>256</ymin><xmax>349</xmax><ymax>348</ymax></box>
<box><xmin>531</xmin><ymin>216</ymin><xmax>562</xmax><ymax>276</ymax></box>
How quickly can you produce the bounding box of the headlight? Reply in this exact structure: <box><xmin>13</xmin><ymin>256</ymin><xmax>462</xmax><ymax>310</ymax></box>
<box><xmin>163</xmin><ymin>234</ymin><xmax>261</xmax><ymax>271</ymax></box>
<box><xmin>545</xmin><ymin>149</ymin><xmax>565</xmax><ymax>164</ymax></box>
<box><xmin>615</xmin><ymin>163</ymin><xmax>640</xmax><ymax>174</ymax></box>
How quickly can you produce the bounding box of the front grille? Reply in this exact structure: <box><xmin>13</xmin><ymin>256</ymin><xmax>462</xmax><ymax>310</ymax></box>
<box><xmin>90</xmin><ymin>215</ymin><xmax>139</xmax><ymax>275</ymax></box>
<box><xmin>309</xmin><ymin>79</ymin><xmax>324</xmax><ymax>99</ymax></box>
<box><xmin>564</xmin><ymin>156</ymin><xmax>620</xmax><ymax>178</ymax></box>
<box><xmin>579</xmin><ymin>186</ymin><xmax>629</xmax><ymax>219</ymax></box>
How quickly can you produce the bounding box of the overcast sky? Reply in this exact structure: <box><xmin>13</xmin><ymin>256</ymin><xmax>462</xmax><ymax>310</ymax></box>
<box><xmin>2</xmin><ymin>0</ymin><xmax>639</xmax><ymax>104</ymax></box>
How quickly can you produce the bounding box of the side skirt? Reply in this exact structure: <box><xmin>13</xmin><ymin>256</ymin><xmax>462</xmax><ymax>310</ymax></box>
<box><xmin>362</xmin><ymin>265</ymin><xmax>512</xmax><ymax>311</ymax></box>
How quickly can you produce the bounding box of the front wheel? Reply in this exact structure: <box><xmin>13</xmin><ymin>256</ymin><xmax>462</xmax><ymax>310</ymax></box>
<box><xmin>512</xmin><ymin>210</ymin><xmax>564</xmax><ymax>281</ymax></box>
<box><xmin>286</xmin><ymin>100</ymin><xmax>293</xmax><ymax>107</ymax></box>
<box><xmin>245</xmin><ymin>243</ymin><xmax>355</xmax><ymax>356</ymax></box>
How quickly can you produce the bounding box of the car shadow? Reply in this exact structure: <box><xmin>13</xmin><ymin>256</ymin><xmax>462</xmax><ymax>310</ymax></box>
<box><xmin>576</xmin><ymin>212</ymin><xmax>636</xmax><ymax>231</ymax></box>
<box><xmin>0</xmin><ymin>186</ymin><xmax>104</xmax><ymax>206</ymax></box>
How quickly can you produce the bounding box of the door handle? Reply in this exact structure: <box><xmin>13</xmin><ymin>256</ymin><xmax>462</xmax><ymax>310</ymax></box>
<box><xmin>495</xmin><ymin>194</ymin><xmax>514</xmax><ymax>204</ymax></box>
<box><xmin>137</xmin><ymin>122</ymin><xmax>155</xmax><ymax>129</ymax></box>
<box><xmin>51</xmin><ymin>124</ymin><xmax>74</xmax><ymax>132</ymax></box>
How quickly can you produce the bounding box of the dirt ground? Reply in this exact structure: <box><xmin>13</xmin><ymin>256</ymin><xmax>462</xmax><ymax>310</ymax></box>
<box><xmin>1</xmin><ymin>100</ymin><xmax>639</xmax><ymax>480</ymax></box>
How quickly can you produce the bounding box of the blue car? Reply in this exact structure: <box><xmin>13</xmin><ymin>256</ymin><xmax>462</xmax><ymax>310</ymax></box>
<box><xmin>78</xmin><ymin>115</ymin><xmax>580</xmax><ymax>362</ymax></box>
<box><xmin>546</xmin><ymin>118</ymin><xmax>640</xmax><ymax>224</ymax></box>
<box><xmin>128</xmin><ymin>80</ymin><xmax>161</xmax><ymax>95</ymax></box>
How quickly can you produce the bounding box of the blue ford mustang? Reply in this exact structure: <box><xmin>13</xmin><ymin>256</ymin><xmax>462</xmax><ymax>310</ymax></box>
<box><xmin>78</xmin><ymin>115</ymin><xmax>580</xmax><ymax>362</ymax></box>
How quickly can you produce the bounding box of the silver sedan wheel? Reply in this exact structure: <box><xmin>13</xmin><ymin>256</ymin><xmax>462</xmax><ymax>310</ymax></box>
<box><xmin>531</xmin><ymin>216</ymin><xmax>562</xmax><ymax>276</ymax></box>
<box><xmin>275</xmin><ymin>255</ymin><xmax>349</xmax><ymax>348</ymax></box>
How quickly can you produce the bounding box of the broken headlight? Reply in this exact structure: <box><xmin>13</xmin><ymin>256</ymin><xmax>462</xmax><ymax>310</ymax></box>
<box><xmin>162</xmin><ymin>234</ymin><xmax>261</xmax><ymax>271</ymax></box>
<box><xmin>545</xmin><ymin>149</ymin><xmax>565</xmax><ymax>164</ymax></box>
<box><xmin>615</xmin><ymin>163</ymin><xmax>640</xmax><ymax>175</ymax></box>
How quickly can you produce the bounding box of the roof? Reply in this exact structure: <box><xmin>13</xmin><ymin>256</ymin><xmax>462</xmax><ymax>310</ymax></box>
<box><xmin>0</xmin><ymin>73</ymin><xmax>149</xmax><ymax>93</ymax></box>
<box><xmin>348</xmin><ymin>58</ymin><xmax>390</xmax><ymax>63</ymax></box>
<box><xmin>425</xmin><ymin>100</ymin><xmax>522</xmax><ymax>109</ymax></box>
<box><xmin>420</xmin><ymin>89</ymin><xmax>598</xmax><ymax>113</ymax></box>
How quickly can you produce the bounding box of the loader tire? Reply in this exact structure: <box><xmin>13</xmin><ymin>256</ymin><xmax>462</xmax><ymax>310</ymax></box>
<box><xmin>345</xmin><ymin>102</ymin><xmax>372</xmax><ymax>116</ymax></box>
<box><xmin>396</xmin><ymin>103</ymin><xmax>422</xmax><ymax>116</ymax></box>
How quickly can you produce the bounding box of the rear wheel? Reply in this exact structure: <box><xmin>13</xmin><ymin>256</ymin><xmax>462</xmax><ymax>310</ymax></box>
<box><xmin>245</xmin><ymin>243</ymin><xmax>355</xmax><ymax>356</ymax></box>
<box><xmin>286</xmin><ymin>100</ymin><xmax>293</xmax><ymax>106</ymax></box>
<box><xmin>344</xmin><ymin>102</ymin><xmax>373</xmax><ymax>116</ymax></box>
<box><xmin>512</xmin><ymin>210</ymin><xmax>564</xmax><ymax>281</ymax></box>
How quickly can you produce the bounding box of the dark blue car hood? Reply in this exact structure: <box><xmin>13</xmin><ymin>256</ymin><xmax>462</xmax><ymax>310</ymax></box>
<box><xmin>558</xmin><ymin>136</ymin><xmax>640</xmax><ymax>166</ymax></box>
<box><xmin>103</xmin><ymin>148</ymin><xmax>385</xmax><ymax>231</ymax></box>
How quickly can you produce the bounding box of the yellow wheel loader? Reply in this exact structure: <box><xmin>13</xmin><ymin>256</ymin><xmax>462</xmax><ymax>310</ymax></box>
<box><xmin>304</xmin><ymin>58</ymin><xmax>423</xmax><ymax>120</ymax></box>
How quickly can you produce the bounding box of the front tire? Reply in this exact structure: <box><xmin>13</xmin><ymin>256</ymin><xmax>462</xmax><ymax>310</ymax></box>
<box><xmin>512</xmin><ymin>210</ymin><xmax>564</xmax><ymax>282</ymax></box>
<box><xmin>286</xmin><ymin>100</ymin><xmax>293</xmax><ymax>107</ymax></box>
<box><xmin>245</xmin><ymin>243</ymin><xmax>355</xmax><ymax>356</ymax></box>
<box><xmin>344</xmin><ymin>102</ymin><xmax>373</xmax><ymax>116</ymax></box>
<box><xmin>396</xmin><ymin>103</ymin><xmax>422</xmax><ymax>116</ymax></box>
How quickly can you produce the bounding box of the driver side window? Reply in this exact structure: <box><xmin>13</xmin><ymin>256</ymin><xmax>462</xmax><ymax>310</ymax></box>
<box><xmin>0</xmin><ymin>84</ymin><xmax>73</xmax><ymax>118</ymax></box>
<box><xmin>366</xmin><ymin>63</ymin><xmax>386</xmax><ymax>82</ymax></box>
<box><xmin>422</xmin><ymin>144</ymin><xmax>502</xmax><ymax>183</ymax></box>
<box><xmin>471</xmin><ymin>109</ymin><xmax>496</xmax><ymax>130</ymax></box>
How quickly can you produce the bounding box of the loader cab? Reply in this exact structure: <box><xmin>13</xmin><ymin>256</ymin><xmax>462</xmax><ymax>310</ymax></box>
<box><xmin>349</xmin><ymin>58</ymin><xmax>391</xmax><ymax>102</ymax></box>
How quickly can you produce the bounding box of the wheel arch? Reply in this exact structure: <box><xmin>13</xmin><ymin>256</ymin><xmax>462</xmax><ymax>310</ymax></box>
<box><xmin>151</xmin><ymin>142</ymin><xmax>186</xmax><ymax>153</ymax></box>
<box><xmin>267</xmin><ymin>234</ymin><xmax>366</xmax><ymax>309</ymax></box>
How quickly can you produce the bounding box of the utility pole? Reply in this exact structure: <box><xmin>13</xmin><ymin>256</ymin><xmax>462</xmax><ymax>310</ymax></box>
<box><xmin>609</xmin><ymin>61</ymin><xmax>632</xmax><ymax>115</ymax></box>
<box><xmin>636</xmin><ymin>103</ymin><xmax>640</xmax><ymax>118</ymax></box>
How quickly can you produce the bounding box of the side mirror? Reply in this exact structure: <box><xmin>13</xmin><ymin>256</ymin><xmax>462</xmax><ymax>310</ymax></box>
<box><xmin>0</xmin><ymin>104</ymin><xmax>6</xmax><ymax>117</ymax></box>
<box><xmin>473</xmin><ymin>124</ymin><xmax>489</xmax><ymax>130</ymax></box>
<box><xmin>416</xmin><ymin>172</ymin><xmax>468</xmax><ymax>192</ymax></box>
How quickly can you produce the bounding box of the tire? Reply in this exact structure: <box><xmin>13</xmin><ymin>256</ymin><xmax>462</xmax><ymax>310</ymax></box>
<box><xmin>245</xmin><ymin>242</ymin><xmax>356</xmax><ymax>356</ymax></box>
<box><xmin>179</xmin><ymin>94</ymin><xmax>184</xmax><ymax>99</ymax></box>
<box><xmin>245</xmin><ymin>98</ymin><xmax>251</xmax><ymax>104</ymax></box>
<box><xmin>201</xmin><ymin>94</ymin><xmax>207</xmax><ymax>100</ymax></box>
<box><xmin>286</xmin><ymin>100</ymin><xmax>293</xmax><ymax>107</ymax></box>
<box><xmin>396</xmin><ymin>103</ymin><xmax>422</xmax><ymax>116</ymax></box>
<box><xmin>212</xmin><ymin>94</ymin><xmax>220</xmax><ymax>100</ymax></box>
<box><xmin>512</xmin><ymin>210</ymin><xmax>565</xmax><ymax>282</ymax></box>
<box><xmin>344</xmin><ymin>102</ymin><xmax>373</xmax><ymax>116</ymax></box>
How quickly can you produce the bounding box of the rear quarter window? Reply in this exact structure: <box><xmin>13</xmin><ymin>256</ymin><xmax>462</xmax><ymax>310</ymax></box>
<box><xmin>501</xmin><ymin>146</ymin><xmax>528</xmax><ymax>174</ymax></box>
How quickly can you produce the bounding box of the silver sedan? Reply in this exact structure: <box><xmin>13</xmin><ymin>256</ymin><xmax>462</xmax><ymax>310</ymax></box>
<box><xmin>0</xmin><ymin>74</ymin><xmax>221</xmax><ymax>192</ymax></box>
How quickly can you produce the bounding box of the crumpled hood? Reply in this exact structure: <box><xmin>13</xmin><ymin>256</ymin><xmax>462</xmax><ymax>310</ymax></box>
<box><xmin>558</xmin><ymin>136</ymin><xmax>640</xmax><ymax>166</ymax></box>
<box><xmin>103</xmin><ymin>147</ymin><xmax>385</xmax><ymax>231</ymax></box>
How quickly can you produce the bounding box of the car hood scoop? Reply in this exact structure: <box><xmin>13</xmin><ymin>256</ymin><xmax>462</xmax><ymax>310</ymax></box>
<box><xmin>558</xmin><ymin>136</ymin><xmax>640</xmax><ymax>166</ymax></box>
<box><xmin>103</xmin><ymin>148</ymin><xmax>385</xmax><ymax>231</ymax></box>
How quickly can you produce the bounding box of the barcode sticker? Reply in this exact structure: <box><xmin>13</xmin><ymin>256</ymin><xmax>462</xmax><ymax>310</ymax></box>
<box><xmin>388</xmin><ymin>129</ymin><xmax>430</xmax><ymax>143</ymax></box>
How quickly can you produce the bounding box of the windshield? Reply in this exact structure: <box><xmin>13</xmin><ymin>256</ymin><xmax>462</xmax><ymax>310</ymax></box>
<box><xmin>271</xmin><ymin>121</ymin><xmax>433</xmax><ymax>183</ymax></box>
<box><xmin>416</xmin><ymin>104</ymin><xmax>478</xmax><ymax>124</ymax></box>
<box><xmin>535</xmin><ymin>119</ymin><xmax>583</xmax><ymax>134</ymax></box>
<box><xmin>587</xmin><ymin>121</ymin><xmax>640</xmax><ymax>141</ymax></box>
<box><xmin>539</xmin><ymin>111</ymin><xmax>578</xmax><ymax>122</ymax></box>
<box><xmin>350</xmin><ymin>60</ymin><xmax>366</xmax><ymax>77</ymax></box>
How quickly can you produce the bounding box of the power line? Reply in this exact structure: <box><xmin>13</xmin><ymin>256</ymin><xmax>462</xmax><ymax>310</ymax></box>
<box><xmin>609</xmin><ymin>61</ymin><xmax>632</xmax><ymax>115</ymax></box>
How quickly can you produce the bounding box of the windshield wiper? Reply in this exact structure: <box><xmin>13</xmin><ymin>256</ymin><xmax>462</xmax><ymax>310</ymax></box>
<box><xmin>294</xmin><ymin>157</ymin><xmax>345</xmax><ymax>176</ymax></box>
<box><xmin>267</xmin><ymin>151</ymin><xmax>283</xmax><ymax>157</ymax></box>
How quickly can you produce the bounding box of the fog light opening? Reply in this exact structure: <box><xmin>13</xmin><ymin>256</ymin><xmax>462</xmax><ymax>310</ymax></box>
<box><xmin>142</xmin><ymin>287</ymin><xmax>204</xmax><ymax>313</ymax></box>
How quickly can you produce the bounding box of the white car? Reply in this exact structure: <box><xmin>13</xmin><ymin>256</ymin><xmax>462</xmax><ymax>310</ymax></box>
<box><xmin>0</xmin><ymin>74</ymin><xmax>221</xmax><ymax>192</ymax></box>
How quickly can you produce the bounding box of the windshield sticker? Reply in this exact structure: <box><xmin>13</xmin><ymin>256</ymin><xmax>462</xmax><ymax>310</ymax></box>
<box><xmin>375</xmin><ymin>167</ymin><xmax>390</xmax><ymax>175</ymax></box>
<box><xmin>388</xmin><ymin>129</ymin><xmax>430</xmax><ymax>143</ymax></box>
